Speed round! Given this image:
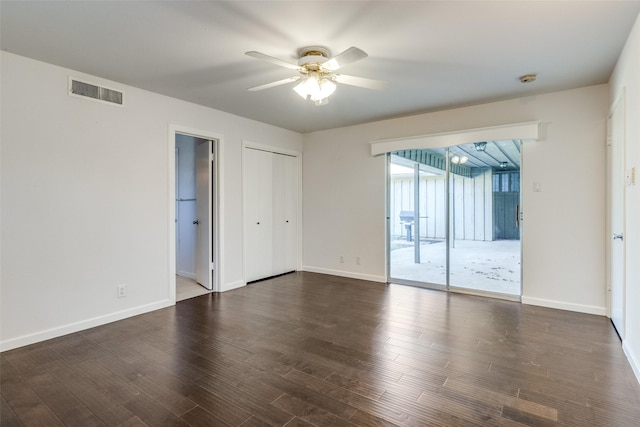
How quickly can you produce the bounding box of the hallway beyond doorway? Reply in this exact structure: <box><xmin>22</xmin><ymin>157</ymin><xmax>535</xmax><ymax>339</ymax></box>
<box><xmin>176</xmin><ymin>275</ymin><xmax>211</xmax><ymax>302</ymax></box>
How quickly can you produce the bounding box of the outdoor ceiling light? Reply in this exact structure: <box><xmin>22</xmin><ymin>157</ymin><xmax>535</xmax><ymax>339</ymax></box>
<box><xmin>500</xmin><ymin>161</ymin><xmax>508</xmax><ymax>168</ymax></box>
<box><xmin>293</xmin><ymin>75</ymin><xmax>336</xmax><ymax>105</ymax></box>
<box><xmin>474</xmin><ymin>142</ymin><xmax>487</xmax><ymax>152</ymax></box>
<box><xmin>451</xmin><ymin>155</ymin><xmax>468</xmax><ymax>165</ymax></box>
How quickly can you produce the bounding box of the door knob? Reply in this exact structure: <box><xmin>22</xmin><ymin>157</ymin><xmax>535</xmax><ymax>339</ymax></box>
<box><xmin>193</xmin><ymin>220</ymin><xmax>199</xmax><ymax>225</ymax></box>
<box><xmin>612</xmin><ymin>233</ymin><xmax>624</xmax><ymax>241</ymax></box>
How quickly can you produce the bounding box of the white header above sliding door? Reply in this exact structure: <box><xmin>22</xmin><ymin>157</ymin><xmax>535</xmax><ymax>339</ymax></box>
<box><xmin>370</xmin><ymin>121</ymin><xmax>540</xmax><ymax>156</ymax></box>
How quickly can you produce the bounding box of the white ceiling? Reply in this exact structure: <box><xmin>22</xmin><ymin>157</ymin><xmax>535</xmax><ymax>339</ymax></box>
<box><xmin>2</xmin><ymin>1</ymin><xmax>639</xmax><ymax>133</ymax></box>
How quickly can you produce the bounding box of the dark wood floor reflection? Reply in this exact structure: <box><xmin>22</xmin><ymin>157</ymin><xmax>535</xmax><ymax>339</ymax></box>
<box><xmin>3</xmin><ymin>272</ymin><xmax>640</xmax><ymax>426</ymax></box>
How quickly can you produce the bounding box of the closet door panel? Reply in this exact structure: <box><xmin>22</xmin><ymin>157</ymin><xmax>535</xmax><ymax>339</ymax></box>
<box><xmin>283</xmin><ymin>154</ymin><xmax>298</xmax><ymax>273</ymax></box>
<box><xmin>271</xmin><ymin>153</ymin><xmax>298</xmax><ymax>275</ymax></box>
<box><xmin>244</xmin><ymin>148</ymin><xmax>273</xmax><ymax>282</ymax></box>
<box><xmin>272</xmin><ymin>153</ymin><xmax>288</xmax><ymax>275</ymax></box>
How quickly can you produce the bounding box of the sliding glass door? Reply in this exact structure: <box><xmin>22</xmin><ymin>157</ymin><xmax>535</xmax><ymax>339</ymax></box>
<box><xmin>388</xmin><ymin>151</ymin><xmax>447</xmax><ymax>288</ymax></box>
<box><xmin>387</xmin><ymin>141</ymin><xmax>522</xmax><ymax>298</ymax></box>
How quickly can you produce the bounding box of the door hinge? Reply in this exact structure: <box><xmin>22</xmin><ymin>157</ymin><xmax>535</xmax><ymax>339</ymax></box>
<box><xmin>209</xmin><ymin>153</ymin><xmax>214</xmax><ymax>162</ymax></box>
<box><xmin>210</xmin><ymin>262</ymin><xmax>215</xmax><ymax>271</ymax></box>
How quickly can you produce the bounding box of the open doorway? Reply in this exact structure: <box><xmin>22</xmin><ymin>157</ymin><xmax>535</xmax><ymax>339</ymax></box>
<box><xmin>174</xmin><ymin>133</ymin><xmax>218</xmax><ymax>301</ymax></box>
<box><xmin>387</xmin><ymin>140</ymin><xmax>522</xmax><ymax>298</ymax></box>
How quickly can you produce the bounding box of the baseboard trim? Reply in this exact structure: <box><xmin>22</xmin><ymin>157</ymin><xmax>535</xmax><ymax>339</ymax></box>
<box><xmin>301</xmin><ymin>266</ymin><xmax>387</xmax><ymax>283</ymax></box>
<box><xmin>623</xmin><ymin>341</ymin><xmax>640</xmax><ymax>384</ymax></box>
<box><xmin>0</xmin><ymin>299</ymin><xmax>173</xmax><ymax>352</ymax></box>
<box><xmin>177</xmin><ymin>271</ymin><xmax>196</xmax><ymax>280</ymax></box>
<box><xmin>220</xmin><ymin>280</ymin><xmax>245</xmax><ymax>292</ymax></box>
<box><xmin>521</xmin><ymin>296</ymin><xmax>606</xmax><ymax>316</ymax></box>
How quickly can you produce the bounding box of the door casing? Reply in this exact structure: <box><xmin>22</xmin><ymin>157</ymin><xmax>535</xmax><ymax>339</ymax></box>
<box><xmin>168</xmin><ymin>125</ymin><xmax>223</xmax><ymax>301</ymax></box>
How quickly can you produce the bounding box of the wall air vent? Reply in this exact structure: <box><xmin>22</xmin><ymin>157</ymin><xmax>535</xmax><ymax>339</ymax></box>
<box><xmin>69</xmin><ymin>78</ymin><xmax>124</xmax><ymax>106</ymax></box>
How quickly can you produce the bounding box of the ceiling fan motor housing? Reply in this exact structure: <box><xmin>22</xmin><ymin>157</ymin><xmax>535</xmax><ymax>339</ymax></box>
<box><xmin>297</xmin><ymin>46</ymin><xmax>331</xmax><ymax>69</ymax></box>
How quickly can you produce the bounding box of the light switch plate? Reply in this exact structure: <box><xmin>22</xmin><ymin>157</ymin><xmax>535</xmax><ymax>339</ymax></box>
<box><xmin>533</xmin><ymin>182</ymin><xmax>542</xmax><ymax>192</ymax></box>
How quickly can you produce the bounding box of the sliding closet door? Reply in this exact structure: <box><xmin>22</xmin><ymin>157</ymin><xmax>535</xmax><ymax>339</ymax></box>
<box><xmin>244</xmin><ymin>147</ymin><xmax>298</xmax><ymax>282</ymax></box>
<box><xmin>272</xmin><ymin>153</ymin><xmax>298</xmax><ymax>275</ymax></box>
<box><xmin>244</xmin><ymin>148</ymin><xmax>274</xmax><ymax>282</ymax></box>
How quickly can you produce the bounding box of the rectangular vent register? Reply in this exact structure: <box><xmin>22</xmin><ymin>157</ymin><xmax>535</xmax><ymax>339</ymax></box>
<box><xmin>69</xmin><ymin>78</ymin><xmax>124</xmax><ymax>106</ymax></box>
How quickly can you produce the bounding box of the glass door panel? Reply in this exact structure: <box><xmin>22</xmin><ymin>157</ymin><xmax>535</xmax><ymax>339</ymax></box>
<box><xmin>448</xmin><ymin>141</ymin><xmax>521</xmax><ymax>296</ymax></box>
<box><xmin>388</xmin><ymin>151</ymin><xmax>447</xmax><ymax>288</ymax></box>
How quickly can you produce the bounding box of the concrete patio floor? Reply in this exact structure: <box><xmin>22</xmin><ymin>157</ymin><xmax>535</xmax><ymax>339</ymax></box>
<box><xmin>389</xmin><ymin>238</ymin><xmax>521</xmax><ymax>295</ymax></box>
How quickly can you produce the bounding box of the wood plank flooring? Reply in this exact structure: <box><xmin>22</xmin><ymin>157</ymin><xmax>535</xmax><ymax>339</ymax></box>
<box><xmin>2</xmin><ymin>272</ymin><xmax>640</xmax><ymax>426</ymax></box>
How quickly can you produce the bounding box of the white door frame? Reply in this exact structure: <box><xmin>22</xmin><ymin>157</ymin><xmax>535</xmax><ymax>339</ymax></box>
<box><xmin>168</xmin><ymin>125</ymin><xmax>224</xmax><ymax>302</ymax></box>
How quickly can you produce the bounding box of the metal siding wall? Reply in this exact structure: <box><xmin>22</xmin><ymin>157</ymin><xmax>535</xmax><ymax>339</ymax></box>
<box><xmin>390</xmin><ymin>170</ymin><xmax>494</xmax><ymax>241</ymax></box>
<box><xmin>425</xmin><ymin>178</ymin><xmax>438</xmax><ymax>238</ymax></box>
<box><xmin>463</xmin><ymin>176</ymin><xmax>475</xmax><ymax>240</ymax></box>
<box><xmin>484</xmin><ymin>169</ymin><xmax>494</xmax><ymax>241</ymax></box>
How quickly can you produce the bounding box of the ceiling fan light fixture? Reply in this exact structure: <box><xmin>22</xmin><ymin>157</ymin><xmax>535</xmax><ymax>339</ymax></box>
<box><xmin>293</xmin><ymin>77</ymin><xmax>312</xmax><ymax>99</ymax></box>
<box><xmin>315</xmin><ymin>78</ymin><xmax>336</xmax><ymax>99</ymax></box>
<box><xmin>246</xmin><ymin>46</ymin><xmax>382</xmax><ymax>105</ymax></box>
<box><xmin>293</xmin><ymin>75</ymin><xmax>336</xmax><ymax>105</ymax></box>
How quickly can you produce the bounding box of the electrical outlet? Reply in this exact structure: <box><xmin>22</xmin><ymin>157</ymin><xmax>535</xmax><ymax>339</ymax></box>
<box><xmin>340</xmin><ymin>256</ymin><xmax>344</xmax><ymax>263</ymax></box>
<box><xmin>117</xmin><ymin>284</ymin><xmax>127</xmax><ymax>298</ymax></box>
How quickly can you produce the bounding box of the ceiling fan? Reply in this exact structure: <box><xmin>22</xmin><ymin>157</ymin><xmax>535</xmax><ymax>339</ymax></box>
<box><xmin>245</xmin><ymin>46</ymin><xmax>387</xmax><ymax>105</ymax></box>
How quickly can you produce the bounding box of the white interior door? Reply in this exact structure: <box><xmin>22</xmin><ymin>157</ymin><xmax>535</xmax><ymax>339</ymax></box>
<box><xmin>609</xmin><ymin>97</ymin><xmax>625</xmax><ymax>338</ymax></box>
<box><xmin>195</xmin><ymin>140</ymin><xmax>213</xmax><ymax>290</ymax></box>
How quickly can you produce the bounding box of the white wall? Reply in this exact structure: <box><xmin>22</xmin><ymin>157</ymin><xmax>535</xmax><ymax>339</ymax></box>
<box><xmin>609</xmin><ymin>13</ymin><xmax>640</xmax><ymax>381</ymax></box>
<box><xmin>303</xmin><ymin>84</ymin><xmax>608</xmax><ymax>315</ymax></box>
<box><xmin>0</xmin><ymin>52</ymin><xmax>302</xmax><ymax>350</ymax></box>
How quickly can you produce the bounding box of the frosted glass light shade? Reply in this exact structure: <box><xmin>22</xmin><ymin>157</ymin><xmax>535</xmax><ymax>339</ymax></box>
<box><xmin>293</xmin><ymin>75</ymin><xmax>336</xmax><ymax>104</ymax></box>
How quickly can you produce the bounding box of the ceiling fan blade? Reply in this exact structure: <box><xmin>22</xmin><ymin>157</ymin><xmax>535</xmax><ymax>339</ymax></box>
<box><xmin>334</xmin><ymin>74</ymin><xmax>388</xmax><ymax>90</ymax></box>
<box><xmin>248</xmin><ymin>76</ymin><xmax>300</xmax><ymax>91</ymax></box>
<box><xmin>324</xmin><ymin>47</ymin><xmax>368</xmax><ymax>71</ymax></box>
<box><xmin>245</xmin><ymin>51</ymin><xmax>301</xmax><ymax>70</ymax></box>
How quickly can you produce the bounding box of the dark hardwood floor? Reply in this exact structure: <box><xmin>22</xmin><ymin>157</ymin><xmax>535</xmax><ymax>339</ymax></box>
<box><xmin>2</xmin><ymin>272</ymin><xmax>640</xmax><ymax>426</ymax></box>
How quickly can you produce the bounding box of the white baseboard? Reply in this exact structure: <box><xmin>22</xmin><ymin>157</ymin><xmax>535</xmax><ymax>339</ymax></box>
<box><xmin>623</xmin><ymin>341</ymin><xmax>640</xmax><ymax>384</ymax></box>
<box><xmin>521</xmin><ymin>296</ymin><xmax>606</xmax><ymax>316</ymax></box>
<box><xmin>301</xmin><ymin>266</ymin><xmax>387</xmax><ymax>283</ymax></box>
<box><xmin>220</xmin><ymin>280</ymin><xmax>245</xmax><ymax>292</ymax></box>
<box><xmin>177</xmin><ymin>271</ymin><xmax>196</xmax><ymax>280</ymax></box>
<box><xmin>0</xmin><ymin>299</ymin><xmax>173</xmax><ymax>352</ymax></box>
